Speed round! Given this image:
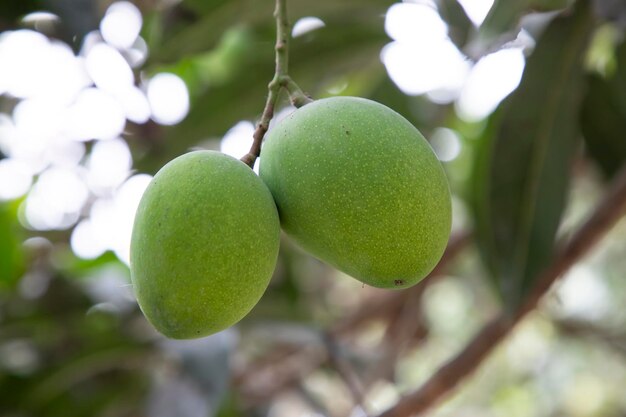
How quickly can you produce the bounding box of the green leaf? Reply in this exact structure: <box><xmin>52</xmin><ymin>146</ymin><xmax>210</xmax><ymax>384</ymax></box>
<box><xmin>472</xmin><ymin>0</ymin><xmax>594</xmax><ymax>308</ymax></box>
<box><xmin>0</xmin><ymin>0</ymin><xmax>42</xmax><ymax>22</ymax></box>
<box><xmin>468</xmin><ymin>0</ymin><xmax>574</xmax><ymax>58</ymax></box>
<box><xmin>581</xmin><ymin>40</ymin><xmax>626</xmax><ymax>178</ymax></box>
<box><xmin>181</xmin><ymin>0</ymin><xmax>231</xmax><ymax>16</ymax></box>
<box><xmin>0</xmin><ymin>202</ymin><xmax>24</xmax><ymax>289</ymax></box>
<box><xmin>469</xmin><ymin>0</ymin><xmax>530</xmax><ymax>56</ymax></box>
<box><xmin>437</xmin><ymin>0</ymin><xmax>474</xmax><ymax>50</ymax></box>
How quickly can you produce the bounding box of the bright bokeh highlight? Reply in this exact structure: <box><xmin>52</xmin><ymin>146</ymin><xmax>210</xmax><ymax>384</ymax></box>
<box><xmin>0</xmin><ymin>159</ymin><xmax>33</xmax><ymax>200</ymax></box>
<box><xmin>0</xmin><ymin>1</ymin><xmax>188</xmax><ymax>267</ymax></box>
<box><xmin>292</xmin><ymin>17</ymin><xmax>325</xmax><ymax>37</ymax></box>
<box><xmin>71</xmin><ymin>174</ymin><xmax>153</xmax><ymax>263</ymax></box>
<box><xmin>456</xmin><ymin>47</ymin><xmax>526</xmax><ymax>122</ymax></box>
<box><xmin>381</xmin><ymin>1</ymin><xmax>526</xmax><ymax>117</ymax></box>
<box><xmin>457</xmin><ymin>0</ymin><xmax>495</xmax><ymax>26</ymax></box>
<box><xmin>147</xmin><ymin>73</ymin><xmax>190</xmax><ymax>125</ymax></box>
<box><xmin>220</xmin><ymin>121</ymin><xmax>255</xmax><ymax>159</ymax></box>
<box><xmin>430</xmin><ymin>128</ymin><xmax>462</xmax><ymax>162</ymax></box>
<box><xmin>100</xmin><ymin>1</ymin><xmax>143</xmax><ymax>50</ymax></box>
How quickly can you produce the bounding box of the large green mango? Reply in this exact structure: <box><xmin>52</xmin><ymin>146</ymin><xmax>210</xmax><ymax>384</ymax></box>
<box><xmin>131</xmin><ymin>151</ymin><xmax>280</xmax><ymax>339</ymax></box>
<box><xmin>260</xmin><ymin>97</ymin><xmax>451</xmax><ymax>289</ymax></box>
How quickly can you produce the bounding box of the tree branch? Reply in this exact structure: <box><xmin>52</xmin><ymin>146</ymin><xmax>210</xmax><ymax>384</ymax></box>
<box><xmin>556</xmin><ymin>318</ymin><xmax>626</xmax><ymax>356</ymax></box>
<box><xmin>240</xmin><ymin>0</ymin><xmax>311</xmax><ymax>168</ymax></box>
<box><xmin>376</xmin><ymin>165</ymin><xmax>626</xmax><ymax>417</ymax></box>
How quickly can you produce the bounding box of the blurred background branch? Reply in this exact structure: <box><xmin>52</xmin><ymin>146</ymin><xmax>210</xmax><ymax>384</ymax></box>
<box><xmin>376</xmin><ymin>164</ymin><xmax>626</xmax><ymax>417</ymax></box>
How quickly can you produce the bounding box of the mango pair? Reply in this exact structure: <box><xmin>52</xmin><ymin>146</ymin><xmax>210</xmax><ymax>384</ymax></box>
<box><xmin>130</xmin><ymin>97</ymin><xmax>451</xmax><ymax>339</ymax></box>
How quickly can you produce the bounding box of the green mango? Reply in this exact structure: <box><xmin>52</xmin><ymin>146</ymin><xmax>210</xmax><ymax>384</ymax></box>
<box><xmin>130</xmin><ymin>151</ymin><xmax>280</xmax><ymax>339</ymax></box>
<box><xmin>260</xmin><ymin>97</ymin><xmax>451</xmax><ymax>289</ymax></box>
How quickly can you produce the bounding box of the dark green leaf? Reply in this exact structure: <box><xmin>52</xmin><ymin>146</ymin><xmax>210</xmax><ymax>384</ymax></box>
<box><xmin>182</xmin><ymin>0</ymin><xmax>231</xmax><ymax>16</ymax></box>
<box><xmin>468</xmin><ymin>0</ymin><xmax>530</xmax><ymax>57</ymax></box>
<box><xmin>467</xmin><ymin>0</ymin><xmax>573</xmax><ymax>58</ymax></box>
<box><xmin>581</xmin><ymin>40</ymin><xmax>626</xmax><ymax>177</ymax></box>
<box><xmin>151</xmin><ymin>0</ymin><xmax>391</xmax><ymax>64</ymax></box>
<box><xmin>0</xmin><ymin>202</ymin><xmax>24</xmax><ymax>289</ymax></box>
<box><xmin>437</xmin><ymin>0</ymin><xmax>474</xmax><ymax>50</ymax></box>
<box><xmin>472</xmin><ymin>0</ymin><xmax>594</xmax><ymax>308</ymax></box>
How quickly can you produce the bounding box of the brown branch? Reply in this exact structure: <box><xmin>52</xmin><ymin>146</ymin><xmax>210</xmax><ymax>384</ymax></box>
<box><xmin>236</xmin><ymin>345</ymin><xmax>327</xmax><ymax>406</ymax></box>
<box><xmin>376</xmin><ymin>165</ymin><xmax>626</xmax><ymax>417</ymax></box>
<box><xmin>240</xmin><ymin>86</ymin><xmax>277</xmax><ymax>168</ymax></box>
<box><xmin>283</xmin><ymin>77</ymin><xmax>314</xmax><ymax>108</ymax></box>
<box><xmin>240</xmin><ymin>0</ymin><xmax>311</xmax><ymax>168</ymax></box>
<box><xmin>240</xmin><ymin>0</ymin><xmax>287</xmax><ymax>168</ymax></box>
<box><xmin>556</xmin><ymin>318</ymin><xmax>626</xmax><ymax>355</ymax></box>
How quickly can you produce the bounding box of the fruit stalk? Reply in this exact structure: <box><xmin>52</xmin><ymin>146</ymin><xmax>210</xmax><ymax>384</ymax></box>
<box><xmin>241</xmin><ymin>0</ymin><xmax>312</xmax><ymax>168</ymax></box>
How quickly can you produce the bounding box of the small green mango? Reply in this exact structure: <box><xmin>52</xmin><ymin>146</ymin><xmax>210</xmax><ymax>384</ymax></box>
<box><xmin>260</xmin><ymin>97</ymin><xmax>451</xmax><ymax>289</ymax></box>
<box><xmin>130</xmin><ymin>151</ymin><xmax>280</xmax><ymax>339</ymax></box>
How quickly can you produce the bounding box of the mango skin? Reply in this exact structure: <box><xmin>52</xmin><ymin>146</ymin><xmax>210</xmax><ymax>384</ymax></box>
<box><xmin>260</xmin><ymin>97</ymin><xmax>451</xmax><ymax>289</ymax></box>
<box><xmin>130</xmin><ymin>151</ymin><xmax>280</xmax><ymax>339</ymax></box>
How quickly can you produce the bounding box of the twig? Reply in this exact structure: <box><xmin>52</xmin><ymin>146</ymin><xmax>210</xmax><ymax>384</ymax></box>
<box><xmin>556</xmin><ymin>318</ymin><xmax>626</xmax><ymax>355</ymax></box>
<box><xmin>375</xmin><ymin>165</ymin><xmax>626</xmax><ymax>417</ymax></box>
<box><xmin>284</xmin><ymin>77</ymin><xmax>313</xmax><ymax>107</ymax></box>
<box><xmin>236</xmin><ymin>345</ymin><xmax>327</xmax><ymax>406</ymax></box>
<box><xmin>240</xmin><ymin>0</ymin><xmax>311</xmax><ymax>168</ymax></box>
<box><xmin>295</xmin><ymin>381</ymin><xmax>333</xmax><ymax>417</ymax></box>
<box><xmin>323</xmin><ymin>333</ymin><xmax>367</xmax><ymax>412</ymax></box>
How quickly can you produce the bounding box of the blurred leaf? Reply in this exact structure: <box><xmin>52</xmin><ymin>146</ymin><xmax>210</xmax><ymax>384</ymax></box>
<box><xmin>581</xmin><ymin>40</ymin><xmax>626</xmax><ymax>178</ymax></box>
<box><xmin>437</xmin><ymin>0</ymin><xmax>474</xmax><ymax>50</ymax></box>
<box><xmin>155</xmin><ymin>26</ymin><xmax>255</xmax><ymax>100</ymax></box>
<box><xmin>43</xmin><ymin>0</ymin><xmax>98</xmax><ymax>47</ymax></box>
<box><xmin>215</xmin><ymin>392</ymin><xmax>246</xmax><ymax>417</ymax></box>
<box><xmin>182</xmin><ymin>0</ymin><xmax>231</xmax><ymax>16</ymax></box>
<box><xmin>28</xmin><ymin>347</ymin><xmax>148</xmax><ymax>409</ymax></box>
<box><xmin>0</xmin><ymin>275</ymin><xmax>152</xmax><ymax>417</ymax></box>
<box><xmin>0</xmin><ymin>0</ymin><xmax>42</xmax><ymax>25</ymax></box>
<box><xmin>0</xmin><ymin>202</ymin><xmax>24</xmax><ymax>289</ymax></box>
<box><xmin>472</xmin><ymin>0</ymin><xmax>593</xmax><ymax>308</ymax></box>
<box><xmin>151</xmin><ymin>0</ymin><xmax>390</xmax><ymax>64</ymax></box>
<box><xmin>142</xmin><ymin>10</ymin><xmax>165</xmax><ymax>58</ymax></box>
<box><xmin>468</xmin><ymin>0</ymin><xmax>573</xmax><ymax>58</ymax></box>
<box><xmin>593</xmin><ymin>0</ymin><xmax>626</xmax><ymax>27</ymax></box>
<box><xmin>530</xmin><ymin>0</ymin><xmax>573</xmax><ymax>11</ymax></box>
<box><xmin>470</xmin><ymin>0</ymin><xmax>530</xmax><ymax>56</ymax></box>
<box><xmin>54</xmin><ymin>250</ymin><xmax>121</xmax><ymax>278</ymax></box>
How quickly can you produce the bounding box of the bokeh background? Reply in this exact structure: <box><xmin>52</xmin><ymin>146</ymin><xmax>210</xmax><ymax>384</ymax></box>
<box><xmin>1</xmin><ymin>0</ymin><xmax>626</xmax><ymax>416</ymax></box>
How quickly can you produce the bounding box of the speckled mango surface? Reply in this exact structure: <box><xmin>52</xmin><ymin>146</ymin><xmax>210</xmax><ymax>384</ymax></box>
<box><xmin>260</xmin><ymin>97</ymin><xmax>451</xmax><ymax>289</ymax></box>
<box><xmin>130</xmin><ymin>151</ymin><xmax>280</xmax><ymax>339</ymax></box>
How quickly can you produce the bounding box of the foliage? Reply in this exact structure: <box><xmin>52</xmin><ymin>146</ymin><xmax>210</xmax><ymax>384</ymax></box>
<box><xmin>472</xmin><ymin>0</ymin><xmax>593</xmax><ymax>308</ymax></box>
<box><xmin>1</xmin><ymin>0</ymin><xmax>626</xmax><ymax>416</ymax></box>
